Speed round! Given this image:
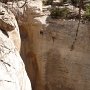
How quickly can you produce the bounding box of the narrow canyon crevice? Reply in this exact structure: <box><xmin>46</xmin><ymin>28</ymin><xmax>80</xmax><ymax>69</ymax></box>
<box><xmin>20</xmin><ymin>24</ymin><xmax>42</xmax><ymax>90</ymax></box>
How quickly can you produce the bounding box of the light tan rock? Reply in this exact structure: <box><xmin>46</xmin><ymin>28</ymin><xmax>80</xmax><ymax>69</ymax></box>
<box><xmin>0</xmin><ymin>3</ymin><xmax>32</xmax><ymax>90</ymax></box>
<box><xmin>6</xmin><ymin>1</ymin><xmax>90</xmax><ymax>90</ymax></box>
<box><xmin>0</xmin><ymin>29</ymin><xmax>32</xmax><ymax>90</ymax></box>
<box><xmin>7</xmin><ymin>1</ymin><xmax>44</xmax><ymax>90</ymax></box>
<box><xmin>0</xmin><ymin>4</ymin><xmax>21</xmax><ymax>52</ymax></box>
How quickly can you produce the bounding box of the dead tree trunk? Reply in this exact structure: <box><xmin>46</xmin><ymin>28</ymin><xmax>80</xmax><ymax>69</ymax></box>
<box><xmin>70</xmin><ymin>0</ymin><xmax>83</xmax><ymax>51</ymax></box>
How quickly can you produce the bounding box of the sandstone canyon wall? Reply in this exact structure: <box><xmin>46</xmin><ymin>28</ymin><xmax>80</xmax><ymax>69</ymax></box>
<box><xmin>0</xmin><ymin>3</ymin><xmax>32</xmax><ymax>90</ymax></box>
<box><xmin>14</xmin><ymin>1</ymin><xmax>90</xmax><ymax>90</ymax></box>
<box><xmin>1</xmin><ymin>0</ymin><xmax>90</xmax><ymax>90</ymax></box>
<box><xmin>22</xmin><ymin>18</ymin><xmax>90</xmax><ymax>90</ymax></box>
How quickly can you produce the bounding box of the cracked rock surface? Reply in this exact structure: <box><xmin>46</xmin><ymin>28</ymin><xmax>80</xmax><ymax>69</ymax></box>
<box><xmin>0</xmin><ymin>3</ymin><xmax>21</xmax><ymax>52</ymax></box>
<box><xmin>0</xmin><ymin>3</ymin><xmax>32</xmax><ymax>90</ymax></box>
<box><xmin>0</xmin><ymin>30</ymin><xmax>31</xmax><ymax>90</ymax></box>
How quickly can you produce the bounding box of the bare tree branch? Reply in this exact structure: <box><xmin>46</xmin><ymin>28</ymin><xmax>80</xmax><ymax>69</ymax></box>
<box><xmin>16</xmin><ymin>0</ymin><xmax>27</xmax><ymax>8</ymax></box>
<box><xmin>70</xmin><ymin>0</ymin><xmax>83</xmax><ymax>51</ymax></box>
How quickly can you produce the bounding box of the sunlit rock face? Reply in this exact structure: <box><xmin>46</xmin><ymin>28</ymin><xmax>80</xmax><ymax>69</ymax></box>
<box><xmin>0</xmin><ymin>3</ymin><xmax>32</xmax><ymax>90</ymax></box>
<box><xmin>0</xmin><ymin>3</ymin><xmax>21</xmax><ymax>52</ymax></box>
<box><xmin>0</xmin><ymin>30</ymin><xmax>32</xmax><ymax>90</ymax></box>
<box><xmin>5</xmin><ymin>0</ymin><xmax>90</xmax><ymax>90</ymax></box>
<box><xmin>7</xmin><ymin>1</ymin><xmax>44</xmax><ymax>90</ymax></box>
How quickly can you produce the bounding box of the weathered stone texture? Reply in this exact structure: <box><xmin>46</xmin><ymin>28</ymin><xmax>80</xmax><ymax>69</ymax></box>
<box><xmin>0</xmin><ymin>3</ymin><xmax>32</xmax><ymax>90</ymax></box>
<box><xmin>20</xmin><ymin>18</ymin><xmax>90</xmax><ymax>90</ymax></box>
<box><xmin>5</xmin><ymin>1</ymin><xmax>90</xmax><ymax>90</ymax></box>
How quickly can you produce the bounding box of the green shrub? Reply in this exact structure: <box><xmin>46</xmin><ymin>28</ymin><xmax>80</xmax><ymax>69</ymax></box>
<box><xmin>71</xmin><ymin>0</ymin><xmax>80</xmax><ymax>7</ymax></box>
<box><xmin>83</xmin><ymin>4</ymin><xmax>90</xmax><ymax>21</ymax></box>
<box><xmin>42</xmin><ymin>0</ymin><xmax>53</xmax><ymax>5</ymax></box>
<box><xmin>50</xmin><ymin>7</ymin><xmax>69</xmax><ymax>19</ymax></box>
<box><xmin>63</xmin><ymin>0</ymin><xmax>69</xmax><ymax>3</ymax></box>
